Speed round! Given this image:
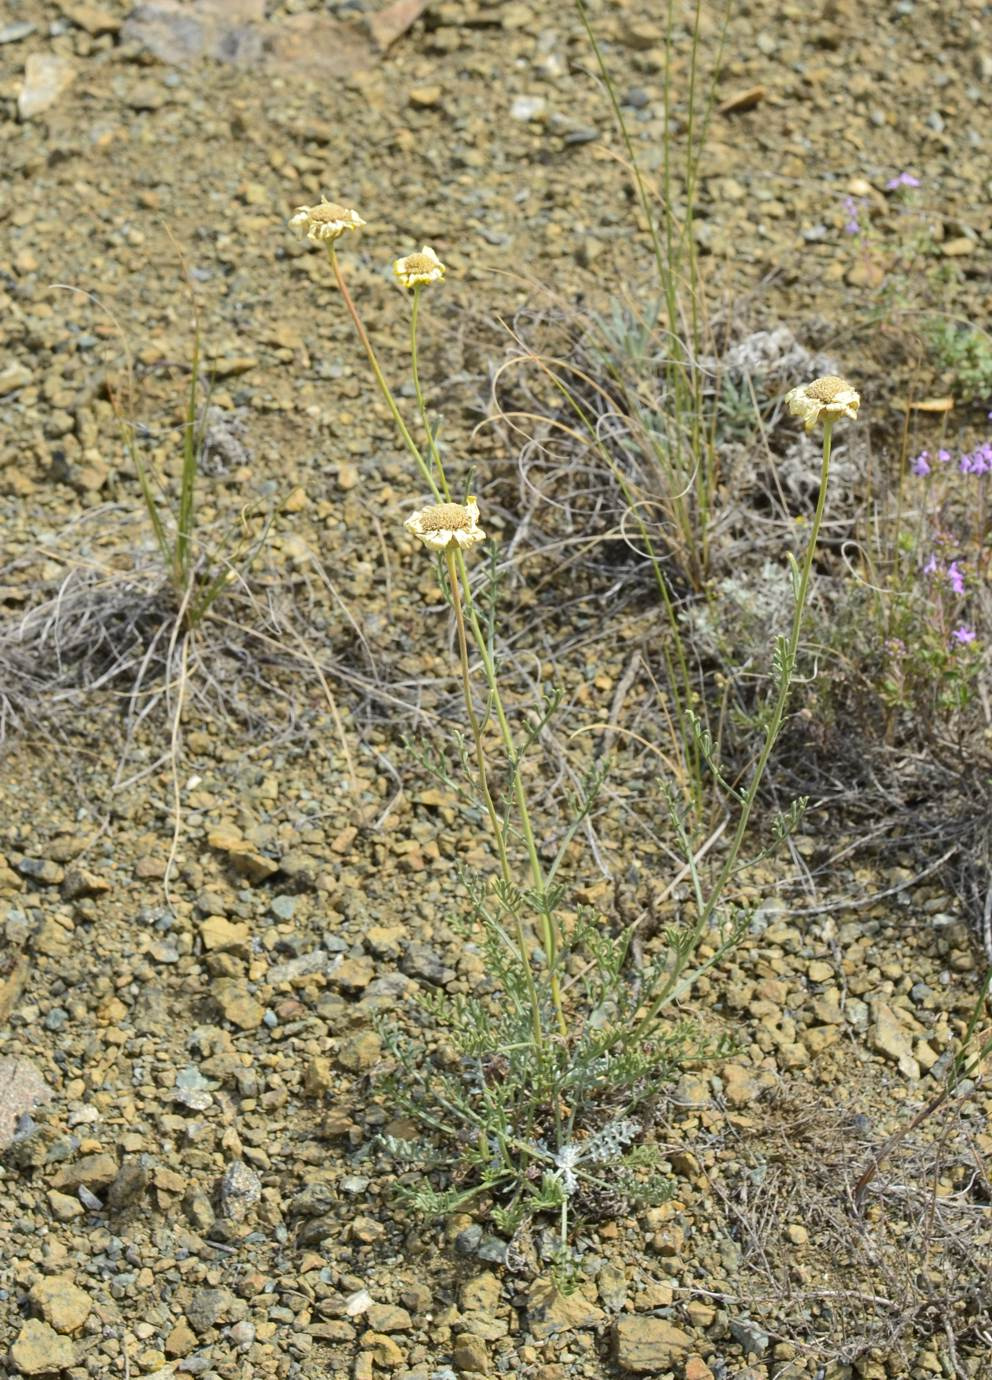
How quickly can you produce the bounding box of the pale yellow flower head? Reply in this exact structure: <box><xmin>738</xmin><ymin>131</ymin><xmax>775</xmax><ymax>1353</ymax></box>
<box><xmin>405</xmin><ymin>497</ymin><xmax>485</xmax><ymax>551</ymax></box>
<box><xmin>785</xmin><ymin>375</ymin><xmax>860</xmax><ymax>432</ymax></box>
<box><xmin>394</xmin><ymin>246</ymin><xmax>446</xmax><ymax>290</ymax></box>
<box><xmin>288</xmin><ymin>197</ymin><xmax>366</xmax><ymax>245</ymax></box>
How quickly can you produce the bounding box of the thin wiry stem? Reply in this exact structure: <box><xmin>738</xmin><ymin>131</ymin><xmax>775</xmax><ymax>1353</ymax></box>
<box><xmin>411</xmin><ymin>286</ymin><xmax>450</xmax><ymax>499</ymax></box>
<box><xmin>445</xmin><ymin>545</ymin><xmax>544</xmax><ymax>1051</ymax></box>
<box><xmin>328</xmin><ymin>246</ymin><xmax>442</xmax><ymax>501</ymax></box>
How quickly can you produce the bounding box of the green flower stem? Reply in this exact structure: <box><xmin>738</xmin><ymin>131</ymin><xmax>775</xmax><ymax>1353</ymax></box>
<box><xmin>621</xmin><ymin>418</ymin><xmax>838</xmax><ymax>1048</ymax></box>
<box><xmin>411</xmin><ymin>287</ymin><xmax>450</xmax><ymax>500</ymax></box>
<box><xmin>453</xmin><ymin>548</ymin><xmax>568</xmax><ymax>1041</ymax></box>
<box><xmin>445</xmin><ymin>546</ymin><xmax>544</xmax><ymax>1052</ymax></box>
<box><xmin>328</xmin><ymin>246</ymin><xmax>442</xmax><ymax>501</ymax></box>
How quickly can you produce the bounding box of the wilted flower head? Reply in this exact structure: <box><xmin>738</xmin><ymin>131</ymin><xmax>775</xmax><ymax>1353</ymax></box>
<box><xmin>288</xmin><ymin>197</ymin><xmax>366</xmax><ymax>245</ymax></box>
<box><xmin>394</xmin><ymin>246</ymin><xmax>446</xmax><ymax>290</ymax></box>
<box><xmin>785</xmin><ymin>375</ymin><xmax>861</xmax><ymax>432</ymax></box>
<box><xmin>405</xmin><ymin>497</ymin><xmax>485</xmax><ymax>551</ymax></box>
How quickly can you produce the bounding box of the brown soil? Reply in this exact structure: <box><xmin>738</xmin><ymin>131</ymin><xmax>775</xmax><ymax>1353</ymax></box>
<box><xmin>2</xmin><ymin>2</ymin><xmax>992</xmax><ymax>1379</ymax></box>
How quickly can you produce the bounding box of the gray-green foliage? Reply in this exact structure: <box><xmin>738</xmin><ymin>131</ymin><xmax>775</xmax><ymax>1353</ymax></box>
<box><xmin>925</xmin><ymin>318</ymin><xmax>992</xmax><ymax>404</ymax></box>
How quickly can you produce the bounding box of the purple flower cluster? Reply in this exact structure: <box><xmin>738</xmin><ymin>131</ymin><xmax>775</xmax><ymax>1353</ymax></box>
<box><xmin>911</xmin><ymin>444</ymin><xmax>991</xmax><ymax>476</ymax></box>
<box><xmin>922</xmin><ymin>553</ymin><xmax>965</xmax><ymax>594</ymax></box>
<box><xmin>843</xmin><ymin>195</ymin><xmax>862</xmax><ymax>236</ymax></box>
<box><xmin>886</xmin><ymin>172</ymin><xmax>921</xmax><ymax>190</ymax></box>
<box><xmin>907</xmin><ymin>429</ymin><xmax>985</xmax><ymax>655</ymax></box>
<box><xmin>959</xmin><ymin>441</ymin><xmax>992</xmax><ymax>474</ymax></box>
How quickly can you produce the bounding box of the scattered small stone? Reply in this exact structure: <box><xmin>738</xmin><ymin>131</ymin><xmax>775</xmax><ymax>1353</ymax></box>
<box><xmin>47</xmin><ymin>1189</ymin><xmax>85</xmax><ymax>1222</ymax></box>
<box><xmin>58</xmin><ymin>2</ymin><xmax>121</xmax><ymax>37</ymax></box>
<box><xmin>527</xmin><ymin>1279</ymin><xmax>605</xmax><ymax>1340</ymax></box>
<box><xmin>18</xmin><ymin>54</ymin><xmax>76</xmax><ymax>120</ymax></box>
<box><xmin>460</xmin><ymin>1273</ymin><xmax>501</xmax><ymax>1313</ymax></box>
<box><xmin>60</xmin><ymin>866</ymin><xmax>110</xmax><ymax>900</ymax></box>
<box><xmin>729</xmin><ymin>1317</ymin><xmax>770</xmax><ymax>1356</ymax></box>
<box><xmin>510</xmin><ymin>95</ymin><xmax>546</xmax><ymax>122</ymax></box>
<box><xmin>350</xmin><ymin>1216</ymin><xmax>385</xmax><ymax>1244</ymax></box>
<box><xmin>165</xmin><ymin>1318</ymin><xmax>198</xmax><ymax>1357</ymax></box>
<box><xmin>219</xmin><ymin>1159</ymin><xmax>262</xmax><ymax>1222</ymax></box>
<box><xmin>366</xmin><ymin>1303</ymin><xmax>412</xmax><ymax>1333</ymax></box>
<box><xmin>330</xmin><ymin>955</ymin><xmax>375</xmax><ymax>992</ymax></box>
<box><xmin>0</xmin><ymin>21</ymin><xmax>36</xmax><ymax>43</ymax></box>
<box><xmin>409</xmin><ymin>84</ymin><xmax>442</xmax><ymax>108</ymax></box>
<box><xmin>186</xmin><ymin>1285</ymin><xmax>246</xmax><ymax>1336</ymax></box>
<box><xmin>870</xmin><ymin>1002</ymin><xmax>921</xmax><ymax>1078</ymax></box>
<box><xmin>228</xmin><ymin>1319</ymin><xmax>256</xmax><ymax>1349</ymax></box>
<box><xmin>16</xmin><ymin>857</ymin><xmax>64</xmax><ymax>886</ymax></box>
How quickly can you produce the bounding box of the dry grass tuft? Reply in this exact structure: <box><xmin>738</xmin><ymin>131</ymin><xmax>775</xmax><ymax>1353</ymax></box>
<box><xmin>702</xmin><ymin>1078</ymin><xmax>992</xmax><ymax>1369</ymax></box>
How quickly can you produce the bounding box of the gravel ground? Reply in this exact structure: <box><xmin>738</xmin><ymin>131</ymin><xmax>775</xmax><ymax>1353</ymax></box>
<box><xmin>2</xmin><ymin>1</ymin><xmax>992</xmax><ymax>1378</ymax></box>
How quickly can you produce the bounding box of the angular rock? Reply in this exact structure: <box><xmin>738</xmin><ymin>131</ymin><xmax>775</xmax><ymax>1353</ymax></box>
<box><xmin>870</xmin><ymin>1003</ymin><xmax>921</xmax><ymax>1078</ymax></box>
<box><xmin>0</xmin><ymin>1058</ymin><xmax>53</xmax><ymax>1151</ymax></box>
<box><xmin>185</xmin><ymin>1285</ymin><xmax>245</xmax><ymax>1335</ymax></box>
<box><xmin>614</xmin><ymin>1316</ymin><xmax>693</xmax><ymax>1372</ymax></box>
<box><xmin>368</xmin><ymin>0</ymin><xmax>429</xmax><ymax>51</ymax></box>
<box><xmin>365</xmin><ymin>1304</ymin><xmax>411</xmax><ymax>1333</ymax></box>
<box><xmin>360</xmin><ymin>1331</ymin><xmax>404</xmax><ymax>1366</ymax></box>
<box><xmin>451</xmin><ymin>1332</ymin><xmax>489</xmax><ymax>1374</ymax></box>
<box><xmin>336</xmin><ymin>1031</ymin><xmax>381</xmax><ymax>1073</ymax></box>
<box><xmin>107</xmin><ymin>1158</ymin><xmax>152</xmax><ymax>1210</ymax></box>
<box><xmin>219</xmin><ymin>1159</ymin><xmax>262</xmax><ymax>1221</ymax></box>
<box><xmin>212</xmin><ymin>979</ymin><xmax>264</xmax><ymax>1030</ymax></box>
<box><xmin>526</xmin><ymin>1279</ymin><xmax>605</xmax><ymax>1340</ymax></box>
<box><xmin>28</xmin><ymin>1275</ymin><xmax>92</xmax><ymax>1334</ymax></box>
<box><xmin>50</xmin><ymin>1151</ymin><xmax>117</xmax><ymax>1192</ymax></box>
<box><xmin>199</xmin><ymin>915</ymin><xmax>251</xmax><ymax>956</ymax></box>
<box><xmin>460</xmin><ymin>1273</ymin><xmax>501</xmax><ymax>1313</ymax></box>
<box><xmin>60</xmin><ymin>866</ymin><xmax>111</xmax><ymax>901</ymax></box>
<box><xmin>10</xmin><ymin>1319</ymin><xmax>75</xmax><ymax>1374</ymax></box>
<box><xmin>58</xmin><ymin>2</ymin><xmax>121</xmax><ymax>36</ymax></box>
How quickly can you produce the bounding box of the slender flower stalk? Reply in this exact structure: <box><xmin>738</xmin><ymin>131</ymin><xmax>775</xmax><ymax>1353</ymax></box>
<box><xmin>410</xmin><ymin>286</ymin><xmax>450</xmax><ymax>498</ymax></box>
<box><xmin>609</xmin><ymin>383</ymin><xmax>859</xmax><ymax>1051</ymax></box>
<box><xmin>327</xmin><ymin>246</ymin><xmax>442</xmax><ymax>501</ymax></box>
<box><xmin>444</xmin><ymin>545</ymin><xmax>544</xmax><ymax>1049</ymax></box>
<box><xmin>451</xmin><ymin>546</ymin><xmax>568</xmax><ymax>1040</ymax></box>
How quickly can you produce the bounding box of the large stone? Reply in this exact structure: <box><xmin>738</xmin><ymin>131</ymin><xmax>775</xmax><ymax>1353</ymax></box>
<box><xmin>28</xmin><ymin>1275</ymin><xmax>92</xmax><ymax>1334</ymax></box>
<box><xmin>870</xmin><ymin>1003</ymin><xmax>920</xmax><ymax>1079</ymax></box>
<box><xmin>212</xmin><ymin>979</ymin><xmax>264</xmax><ymax>1031</ymax></box>
<box><xmin>451</xmin><ymin>1332</ymin><xmax>489</xmax><ymax>1374</ymax></box>
<box><xmin>185</xmin><ymin>1285</ymin><xmax>245</xmax><ymax>1335</ymax></box>
<box><xmin>199</xmin><ymin>915</ymin><xmax>251</xmax><ymax>956</ymax></box>
<box><xmin>365</xmin><ymin>1304</ymin><xmax>411</xmax><ymax>1333</ymax></box>
<box><xmin>0</xmin><ymin>1058</ymin><xmax>52</xmax><ymax>1151</ymax></box>
<box><xmin>460</xmin><ymin>1273</ymin><xmax>501</xmax><ymax>1314</ymax></box>
<box><xmin>10</xmin><ymin>1319</ymin><xmax>75</xmax><ymax>1374</ymax></box>
<box><xmin>526</xmin><ymin>1279</ymin><xmax>604</xmax><ymax>1340</ymax></box>
<box><xmin>18</xmin><ymin>55</ymin><xmax>76</xmax><ymax>119</ymax></box>
<box><xmin>50</xmin><ymin>1152</ymin><xmax>117</xmax><ymax>1192</ymax></box>
<box><xmin>336</xmin><ymin>1031</ymin><xmax>381</xmax><ymax>1072</ymax></box>
<box><xmin>614</xmin><ymin>1316</ymin><xmax>694</xmax><ymax>1372</ymax></box>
